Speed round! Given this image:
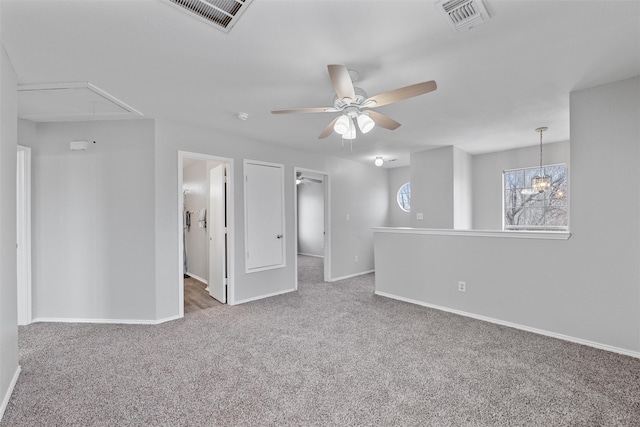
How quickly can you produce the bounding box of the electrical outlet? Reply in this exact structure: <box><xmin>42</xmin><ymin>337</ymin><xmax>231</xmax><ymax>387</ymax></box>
<box><xmin>355</xmin><ymin>255</ymin><xmax>359</xmax><ymax>262</ymax></box>
<box><xmin>346</xmin><ymin>214</ymin><xmax>350</xmax><ymax>220</ymax></box>
<box><xmin>416</xmin><ymin>213</ymin><xmax>424</xmax><ymax>220</ymax></box>
<box><xmin>458</xmin><ymin>281</ymin><xmax>466</xmax><ymax>292</ymax></box>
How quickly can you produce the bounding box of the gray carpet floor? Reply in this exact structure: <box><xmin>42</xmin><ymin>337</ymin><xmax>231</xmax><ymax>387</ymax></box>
<box><xmin>2</xmin><ymin>255</ymin><xmax>640</xmax><ymax>426</ymax></box>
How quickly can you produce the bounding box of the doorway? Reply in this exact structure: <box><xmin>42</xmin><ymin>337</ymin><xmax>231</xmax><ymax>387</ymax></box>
<box><xmin>294</xmin><ymin>167</ymin><xmax>330</xmax><ymax>288</ymax></box>
<box><xmin>17</xmin><ymin>145</ymin><xmax>32</xmax><ymax>325</ymax></box>
<box><xmin>178</xmin><ymin>152</ymin><xmax>234</xmax><ymax>316</ymax></box>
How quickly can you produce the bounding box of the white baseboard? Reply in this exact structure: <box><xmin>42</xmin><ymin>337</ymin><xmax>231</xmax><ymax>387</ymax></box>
<box><xmin>297</xmin><ymin>252</ymin><xmax>324</xmax><ymax>258</ymax></box>
<box><xmin>0</xmin><ymin>365</ymin><xmax>21</xmax><ymax>421</ymax></box>
<box><xmin>33</xmin><ymin>317</ymin><xmax>160</xmax><ymax>325</ymax></box>
<box><xmin>232</xmin><ymin>288</ymin><xmax>295</xmax><ymax>305</ymax></box>
<box><xmin>185</xmin><ymin>272</ymin><xmax>207</xmax><ymax>284</ymax></box>
<box><xmin>153</xmin><ymin>314</ymin><xmax>183</xmax><ymax>324</ymax></box>
<box><xmin>375</xmin><ymin>291</ymin><xmax>640</xmax><ymax>360</ymax></box>
<box><xmin>331</xmin><ymin>269</ymin><xmax>375</xmax><ymax>282</ymax></box>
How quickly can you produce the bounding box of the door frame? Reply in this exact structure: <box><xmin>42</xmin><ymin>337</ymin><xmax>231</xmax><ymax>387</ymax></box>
<box><xmin>17</xmin><ymin>145</ymin><xmax>32</xmax><ymax>325</ymax></box>
<box><xmin>178</xmin><ymin>151</ymin><xmax>235</xmax><ymax>315</ymax></box>
<box><xmin>294</xmin><ymin>167</ymin><xmax>331</xmax><ymax>288</ymax></box>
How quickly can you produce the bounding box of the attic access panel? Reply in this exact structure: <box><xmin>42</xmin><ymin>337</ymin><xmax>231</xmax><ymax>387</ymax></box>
<box><xmin>166</xmin><ymin>0</ymin><xmax>253</xmax><ymax>33</ymax></box>
<box><xmin>18</xmin><ymin>82</ymin><xmax>143</xmax><ymax>122</ymax></box>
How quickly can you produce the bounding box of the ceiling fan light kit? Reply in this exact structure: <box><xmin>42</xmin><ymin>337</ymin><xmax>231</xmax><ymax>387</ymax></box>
<box><xmin>344</xmin><ymin>119</ymin><xmax>356</xmax><ymax>140</ymax></box>
<box><xmin>357</xmin><ymin>113</ymin><xmax>375</xmax><ymax>134</ymax></box>
<box><xmin>271</xmin><ymin>64</ymin><xmax>437</xmax><ymax>143</ymax></box>
<box><xmin>333</xmin><ymin>115</ymin><xmax>351</xmax><ymax>135</ymax></box>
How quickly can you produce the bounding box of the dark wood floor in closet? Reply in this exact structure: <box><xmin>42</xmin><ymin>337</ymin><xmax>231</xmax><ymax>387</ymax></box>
<box><xmin>184</xmin><ymin>277</ymin><xmax>222</xmax><ymax>313</ymax></box>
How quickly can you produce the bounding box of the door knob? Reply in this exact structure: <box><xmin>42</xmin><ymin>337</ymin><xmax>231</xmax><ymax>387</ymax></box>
<box><xmin>276</xmin><ymin>234</ymin><xmax>283</xmax><ymax>239</ymax></box>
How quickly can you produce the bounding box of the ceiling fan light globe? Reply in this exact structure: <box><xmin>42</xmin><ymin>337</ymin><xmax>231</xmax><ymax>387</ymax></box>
<box><xmin>343</xmin><ymin>119</ymin><xmax>356</xmax><ymax>139</ymax></box>
<box><xmin>357</xmin><ymin>114</ymin><xmax>375</xmax><ymax>134</ymax></box>
<box><xmin>334</xmin><ymin>115</ymin><xmax>350</xmax><ymax>135</ymax></box>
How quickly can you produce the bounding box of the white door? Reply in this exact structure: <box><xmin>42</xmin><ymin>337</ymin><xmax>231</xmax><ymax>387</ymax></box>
<box><xmin>244</xmin><ymin>161</ymin><xmax>285</xmax><ymax>272</ymax></box>
<box><xmin>208</xmin><ymin>165</ymin><xmax>226</xmax><ymax>303</ymax></box>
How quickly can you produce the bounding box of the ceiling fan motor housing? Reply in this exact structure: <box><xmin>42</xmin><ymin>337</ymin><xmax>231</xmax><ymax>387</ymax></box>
<box><xmin>333</xmin><ymin>87</ymin><xmax>369</xmax><ymax>110</ymax></box>
<box><xmin>344</xmin><ymin>106</ymin><xmax>360</xmax><ymax>119</ymax></box>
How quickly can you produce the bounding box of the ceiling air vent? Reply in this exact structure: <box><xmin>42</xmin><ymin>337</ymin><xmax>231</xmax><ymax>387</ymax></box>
<box><xmin>167</xmin><ymin>0</ymin><xmax>253</xmax><ymax>33</ymax></box>
<box><xmin>436</xmin><ymin>0</ymin><xmax>490</xmax><ymax>33</ymax></box>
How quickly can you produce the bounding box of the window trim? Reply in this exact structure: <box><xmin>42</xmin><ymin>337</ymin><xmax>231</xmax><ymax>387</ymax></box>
<box><xmin>502</xmin><ymin>162</ymin><xmax>569</xmax><ymax>232</ymax></box>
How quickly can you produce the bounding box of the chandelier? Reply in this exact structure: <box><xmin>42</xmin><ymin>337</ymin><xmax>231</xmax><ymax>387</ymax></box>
<box><xmin>532</xmin><ymin>127</ymin><xmax>551</xmax><ymax>193</ymax></box>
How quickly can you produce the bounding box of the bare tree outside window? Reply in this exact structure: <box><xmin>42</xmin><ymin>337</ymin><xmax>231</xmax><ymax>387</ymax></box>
<box><xmin>503</xmin><ymin>164</ymin><xmax>568</xmax><ymax>230</ymax></box>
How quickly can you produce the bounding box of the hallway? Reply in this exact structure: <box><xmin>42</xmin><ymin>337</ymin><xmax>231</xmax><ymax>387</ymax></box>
<box><xmin>184</xmin><ymin>277</ymin><xmax>221</xmax><ymax>314</ymax></box>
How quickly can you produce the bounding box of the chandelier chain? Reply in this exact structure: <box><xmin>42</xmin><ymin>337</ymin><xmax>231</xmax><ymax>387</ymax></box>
<box><xmin>539</xmin><ymin>128</ymin><xmax>543</xmax><ymax>171</ymax></box>
<box><xmin>535</xmin><ymin>126</ymin><xmax>548</xmax><ymax>172</ymax></box>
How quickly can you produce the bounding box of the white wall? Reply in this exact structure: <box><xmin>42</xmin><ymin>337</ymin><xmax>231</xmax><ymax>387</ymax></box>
<box><xmin>297</xmin><ymin>180</ymin><xmax>324</xmax><ymax>257</ymax></box>
<box><xmin>410</xmin><ymin>147</ymin><xmax>454</xmax><ymax>228</ymax></box>
<box><xmin>329</xmin><ymin>157</ymin><xmax>388</xmax><ymax>279</ymax></box>
<box><xmin>154</xmin><ymin>119</ymin><xmax>388</xmax><ymax>317</ymax></box>
<box><xmin>183</xmin><ymin>160</ymin><xmax>210</xmax><ymax>282</ymax></box>
<box><xmin>29</xmin><ymin>120</ymin><xmax>157</xmax><ymax>321</ymax></box>
<box><xmin>410</xmin><ymin>146</ymin><xmax>472</xmax><ymax>229</ymax></box>
<box><xmin>387</xmin><ymin>166</ymin><xmax>411</xmax><ymax>227</ymax></box>
<box><xmin>374</xmin><ymin>76</ymin><xmax>640</xmax><ymax>354</ymax></box>
<box><xmin>453</xmin><ymin>147</ymin><xmax>472</xmax><ymax>230</ymax></box>
<box><xmin>472</xmin><ymin>141</ymin><xmax>570</xmax><ymax>230</ymax></box>
<box><xmin>0</xmin><ymin>42</ymin><xmax>20</xmax><ymax>420</ymax></box>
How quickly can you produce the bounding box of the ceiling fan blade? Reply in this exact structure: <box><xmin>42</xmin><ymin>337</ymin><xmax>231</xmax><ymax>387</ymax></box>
<box><xmin>327</xmin><ymin>64</ymin><xmax>356</xmax><ymax>102</ymax></box>
<box><xmin>272</xmin><ymin>107</ymin><xmax>338</xmax><ymax>114</ymax></box>
<box><xmin>367</xmin><ymin>110</ymin><xmax>401</xmax><ymax>130</ymax></box>
<box><xmin>364</xmin><ymin>80</ymin><xmax>437</xmax><ymax>108</ymax></box>
<box><xmin>319</xmin><ymin>116</ymin><xmax>341</xmax><ymax>139</ymax></box>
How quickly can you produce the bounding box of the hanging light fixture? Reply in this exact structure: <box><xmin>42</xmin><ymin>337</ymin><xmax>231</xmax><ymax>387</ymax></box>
<box><xmin>531</xmin><ymin>127</ymin><xmax>551</xmax><ymax>193</ymax></box>
<box><xmin>374</xmin><ymin>156</ymin><xmax>384</xmax><ymax>167</ymax></box>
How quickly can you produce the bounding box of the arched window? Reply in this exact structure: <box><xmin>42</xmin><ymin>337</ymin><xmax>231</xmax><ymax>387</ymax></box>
<box><xmin>397</xmin><ymin>182</ymin><xmax>411</xmax><ymax>212</ymax></box>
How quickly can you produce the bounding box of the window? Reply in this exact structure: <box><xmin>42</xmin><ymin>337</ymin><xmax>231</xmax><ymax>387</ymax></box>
<box><xmin>397</xmin><ymin>182</ymin><xmax>411</xmax><ymax>212</ymax></box>
<box><xmin>503</xmin><ymin>164</ymin><xmax>568</xmax><ymax>230</ymax></box>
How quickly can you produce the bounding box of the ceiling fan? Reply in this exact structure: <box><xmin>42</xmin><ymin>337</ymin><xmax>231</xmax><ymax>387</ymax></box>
<box><xmin>296</xmin><ymin>171</ymin><xmax>322</xmax><ymax>185</ymax></box>
<box><xmin>272</xmin><ymin>64</ymin><xmax>437</xmax><ymax>140</ymax></box>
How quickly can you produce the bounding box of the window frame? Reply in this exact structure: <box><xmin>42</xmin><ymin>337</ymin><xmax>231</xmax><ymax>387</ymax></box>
<box><xmin>502</xmin><ymin>163</ymin><xmax>569</xmax><ymax>232</ymax></box>
<box><xmin>396</xmin><ymin>182</ymin><xmax>411</xmax><ymax>212</ymax></box>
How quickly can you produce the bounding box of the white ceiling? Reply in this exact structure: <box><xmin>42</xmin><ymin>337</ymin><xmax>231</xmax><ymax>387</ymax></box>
<box><xmin>2</xmin><ymin>0</ymin><xmax>639</xmax><ymax>167</ymax></box>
